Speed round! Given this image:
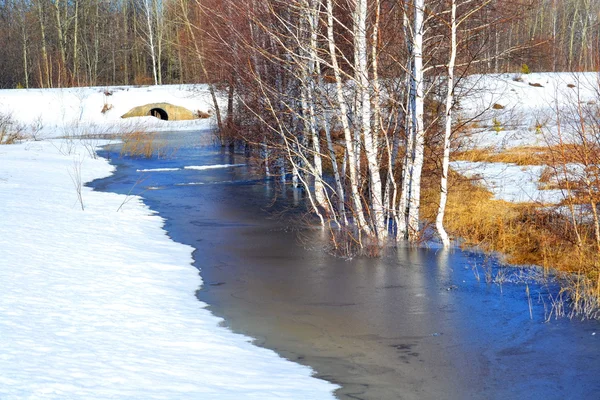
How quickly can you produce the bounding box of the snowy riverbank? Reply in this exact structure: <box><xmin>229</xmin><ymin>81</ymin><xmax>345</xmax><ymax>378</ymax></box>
<box><xmin>0</xmin><ymin>73</ymin><xmax>595</xmax><ymax>397</ymax></box>
<box><xmin>0</xmin><ymin>140</ymin><xmax>336</xmax><ymax>397</ymax></box>
<box><xmin>0</xmin><ymin>84</ymin><xmax>221</xmax><ymax>138</ymax></box>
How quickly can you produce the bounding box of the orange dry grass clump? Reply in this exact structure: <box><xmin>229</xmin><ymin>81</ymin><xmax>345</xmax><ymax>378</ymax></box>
<box><xmin>120</xmin><ymin>131</ymin><xmax>160</xmax><ymax>158</ymax></box>
<box><xmin>422</xmin><ymin>171</ymin><xmax>599</xmax><ymax>274</ymax></box>
<box><xmin>453</xmin><ymin>144</ymin><xmax>590</xmax><ymax>166</ymax></box>
<box><xmin>0</xmin><ymin>130</ymin><xmax>23</xmax><ymax>144</ymax></box>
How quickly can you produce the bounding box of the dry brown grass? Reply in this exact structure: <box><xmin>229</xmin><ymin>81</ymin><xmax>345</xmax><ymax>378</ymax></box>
<box><xmin>0</xmin><ymin>130</ymin><xmax>23</xmax><ymax>144</ymax></box>
<box><xmin>422</xmin><ymin>171</ymin><xmax>599</xmax><ymax>275</ymax></box>
<box><xmin>0</xmin><ymin>113</ymin><xmax>24</xmax><ymax>144</ymax></box>
<box><xmin>197</xmin><ymin>110</ymin><xmax>212</xmax><ymax>119</ymax></box>
<box><xmin>120</xmin><ymin>130</ymin><xmax>165</xmax><ymax>158</ymax></box>
<box><xmin>453</xmin><ymin>144</ymin><xmax>589</xmax><ymax>166</ymax></box>
<box><xmin>101</xmin><ymin>103</ymin><xmax>113</xmax><ymax>114</ymax></box>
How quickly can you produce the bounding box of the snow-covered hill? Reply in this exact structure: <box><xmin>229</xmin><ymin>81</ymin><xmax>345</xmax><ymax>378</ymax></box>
<box><xmin>455</xmin><ymin>72</ymin><xmax>600</xmax><ymax>204</ymax></box>
<box><xmin>0</xmin><ymin>84</ymin><xmax>222</xmax><ymax>138</ymax></box>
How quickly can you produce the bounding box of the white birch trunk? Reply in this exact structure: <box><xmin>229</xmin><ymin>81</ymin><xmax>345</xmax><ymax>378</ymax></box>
<box><xmin>144</xmin><ymin>0</ymin><xmax>158</xmax><ymax>85</ymax></box>
<box><xmin>305</xmin><ymin>0</ymin><xmax>327</xmax><ymax>211</ymax></box>
<box><xmin>435</xmin><ymin>0</ymin><xmax>457</xmax><ymax>249</ymax></box>
<box><xmin>326</xmin><ymin>0</ymin><xmax>371</xmax><ymax>236</ymax></box>
<box><xmin>407</xmin><ymin>0</ymin><xmax>425</xmax><ymax>241</ymax></box>
<box><xmin>263</xmin><ymin>136</ymin><xmax>270</xmax><ymax>177</ymax></box>
<box><xmin>397</xmin><ymin>0</ymin><xmax>414</xmax><ymax>240</ymax></box>
<box><xmin>355</xmin><ymin>0</ymin><xmax>386</xmax><ymax>241</ymax></box>
<box><xmin>154</xmin><ymin>0</ymin><xmax>163</xmax><ymax>85</ymax></box>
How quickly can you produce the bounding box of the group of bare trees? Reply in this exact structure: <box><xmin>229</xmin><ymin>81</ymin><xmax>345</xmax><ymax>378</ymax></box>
<box><xmin>0</xmin><ymin>0</ymin><xmax>223</xmax><ymax>88</ymax></box>
<box><xmin>197</xmin><ymin>0</ymin><xmax>535</xmax><ymax>250</ymax></box>
<box><xmin>0</xmin><ymin>0</ymin><xmax>597</xmax><ymax>89</ymax></box>
<box><xmin>0</xmin><ymin>0</ymin><xmax>597</xmax><ymax>251</ymax></box>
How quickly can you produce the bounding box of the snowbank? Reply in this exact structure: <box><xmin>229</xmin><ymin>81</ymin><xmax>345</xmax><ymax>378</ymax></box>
<box><xmin>451</xmin><ymin>160</ymin><xmax>565</xmax><ymax>204</ymax></box>
<box><xmin>454</xmin><ymin>72</ymin><xmax>599</xmax><ymax>203</ymax></box>
<box><xmin>0</xmin><ymin>140</ymin><xmax>336</xmax><ymax>399</ymax></box>
<box><xmin>459</xmin><ymin>72</ymin><xmax>599</xmax><ymax>150</ymax></box>
<box><xmin>0</xmin><ymin>84</ymin><xmax>223</xmax><ymax>138</ymax></box>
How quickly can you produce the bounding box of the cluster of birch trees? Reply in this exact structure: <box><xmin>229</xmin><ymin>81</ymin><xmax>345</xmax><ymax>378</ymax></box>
<box><xmin>0</xmin><ymin>0</ymin><xmax>598</xmax><ymax>250</ymax></box>
<box><xmin>205</xmin><ymin>0</ymin><xmax>524</xmax><ymax>249</ymax></box>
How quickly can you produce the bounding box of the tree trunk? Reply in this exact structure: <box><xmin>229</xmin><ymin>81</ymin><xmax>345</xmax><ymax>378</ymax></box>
<box><xmin>436</xmin><ymin>0</ymin><xmax>457</xmax><ymax>248</ymax></box>
<box><xmin>326</xmin><ymin>0</ymin><xmax>371</xmax><ymax>237</ymax></box>
<box><xmin>407</xmin><ymin>0</ymin><xmax>425</xmax><ymax>241</ymax></box>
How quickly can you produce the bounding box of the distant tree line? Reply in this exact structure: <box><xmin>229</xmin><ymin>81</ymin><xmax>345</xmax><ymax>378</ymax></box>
<box><xmin>0</xmin><ymin>0</ymin><xmax>224</xmax><ymax>88</ymax></box>
<box><xmin>0</xmin><ymin>0</ymin><xmax>598</xmax><ymax>89</ymax></box>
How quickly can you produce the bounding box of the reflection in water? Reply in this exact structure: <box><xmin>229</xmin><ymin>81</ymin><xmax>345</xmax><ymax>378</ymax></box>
<box><xmin>92</xmin><ymin>131</ymin><xmax>600</xmax><ymax>400</ymax></box>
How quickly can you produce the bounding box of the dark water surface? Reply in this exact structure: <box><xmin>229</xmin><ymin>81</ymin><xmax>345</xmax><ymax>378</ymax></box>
<box><xmin>91</xmin><ymin>131</ymin><xmax>600</xmax><ymax>400</ymax></box>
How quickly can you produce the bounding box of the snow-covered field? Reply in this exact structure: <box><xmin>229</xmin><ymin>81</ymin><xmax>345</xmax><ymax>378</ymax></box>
<box><xmin>459</xmin><ymin>72</ymin><xmax>599</xmax><ymax>149</ymax></box>
<box><xmin>456</xmin><ymin>72</ymin><xmax>599</xmax><ymax>203</ymax></box>
<box><xmin>0</xmin><ymin>84</ymin><xmax>221</xmax><ymax>138</ymax></box>
<box><xmin>451</xmin><ymin>160</ymin><xmax>565</xmax><ymax>204</ymax></box>
<box><xmin>0</xmin><ymin>86</ymin><xmax>337</xmax><ymax>399</ymax></box>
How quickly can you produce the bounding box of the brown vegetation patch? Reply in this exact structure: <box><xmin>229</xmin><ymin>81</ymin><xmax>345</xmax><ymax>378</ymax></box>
<box><xmin>101</xmin><ymin>103</ymin><xmax>113</xmax><ymax>114</ymax></box>
<box><xmin>120</xmin><ymin>130</ymin><xmax>167</xmax><ymax>158</ymax></box>
<box><xmin>0</xmin><ymin>130</ymin><xmax>23</xmax><ymax>144</ymax></box>
<box><xmin>453</xmin><ymin>145</ymin><xmax>590</xmax><ymax>166</ymax></box>
<box><xmin>0</xmin><ymin>114</ymin><xmax>24</xmax><ymax>144</ymax></box>
<box><xmin>421</xmin><ymin>171</ymin><xmax>600</xmax><ymax>314</ymax></box>
<box><xmin>197</xmin><ymin>110</ymin><xmax>212</xmax><ymax>119</ymax></box>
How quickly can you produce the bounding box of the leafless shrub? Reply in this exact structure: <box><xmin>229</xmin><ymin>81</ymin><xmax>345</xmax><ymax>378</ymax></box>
<box><xmin>68</xmin><ymin>157</ymin><xmax>85</xmax><ymax>211</ymax></box>
<box><xmin>117</xmin><ymin>175</ymin><xmax>148</xmax><ymax>212</ymax></box>
<box><xmin>0</xmin><ymin>112</ymin><xmax>24</xmax><ymax>144</ymax></box>
<box><xmin>29</xmin><ymin>115</ymin><xmax>44</xmax><ymax>141</ymax></box>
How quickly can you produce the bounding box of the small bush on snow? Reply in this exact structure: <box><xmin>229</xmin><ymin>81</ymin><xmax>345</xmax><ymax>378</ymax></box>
<box><xmin>0</xmin><ymin>113</ymin><xmax>24</xmax><ymax>144</ymax></box>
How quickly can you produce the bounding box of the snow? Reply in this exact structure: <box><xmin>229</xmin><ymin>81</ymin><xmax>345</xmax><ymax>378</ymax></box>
<box><xmin>451</xmin><ymin>161</ymin><xmax>565</xmax><ymax>204</ymax></box>
<box><xmin>459</xmin><ymin>72</ymin><xmax>599</xmax><ymax>150</ymax></box>
<box><xmin>0</xmin><ymin>73</ymin><xmax>595</xmax><ymax>396</ymax></box>
<box><xmin>184</xmin><ymin>164</ymin><xmax>245</xmax><ymax>171</ymax></box>
<box><xmin>137</xmin><ymin>168</ymin><xmax>181</xmax><ymax>172</ymax></box>
<box><xmin>0</xmin><ymin>84</ymin><xmax>223</xmax><ymax>139</ymax></box>
<box><xmin>454</xmin><ymin>72</ymin><xmax>599</xmax><ymax>203</ymax></box>
<box><xmin>0</xmin><ymin>84</ymin><xmax>337</xmax><ymax>398</ymax></box>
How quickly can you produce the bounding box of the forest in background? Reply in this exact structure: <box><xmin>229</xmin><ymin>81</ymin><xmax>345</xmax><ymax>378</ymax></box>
<box><xmin>0</xmin><ymin>0</ymin><xmax>598</xmax><ymax>89</ymax></box>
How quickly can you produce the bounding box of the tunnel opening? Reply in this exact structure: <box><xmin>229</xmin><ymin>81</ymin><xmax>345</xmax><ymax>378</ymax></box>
<box><xmin>149</xmin><ymin>108</ymin><xmax>169</xmax><ymax>120</ymax></box>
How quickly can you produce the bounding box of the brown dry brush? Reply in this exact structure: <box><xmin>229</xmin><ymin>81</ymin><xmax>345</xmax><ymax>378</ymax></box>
<box><xmin>420</xmin><ymin>167</ymin><xmax>600</xmax><ymax>317</ymax></box>
<box><xmin>119</xmin><ymin>130</ymin><xmax>167</xmax><ymax>159</ymax></box>
<box><xmin>0</xmin><ymin>113</ymin><xmax>24</xmax><ymax>144</ymax></box>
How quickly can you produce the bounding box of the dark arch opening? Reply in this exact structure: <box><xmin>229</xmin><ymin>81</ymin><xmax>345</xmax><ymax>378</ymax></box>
<box><xmin>149</xmin><ymin>108</ymin><xmax>169</xmax><ymax>120</ymax></box>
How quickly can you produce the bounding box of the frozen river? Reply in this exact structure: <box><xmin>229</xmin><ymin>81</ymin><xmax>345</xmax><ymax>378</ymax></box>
<box><xmin>91</xmin><ymin>130</ymin><xmax>600</xmax><ymax>400</ymax></box>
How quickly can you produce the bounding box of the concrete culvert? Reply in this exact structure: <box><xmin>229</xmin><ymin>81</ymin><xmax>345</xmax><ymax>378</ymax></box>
<box><xmin>149</xmin><ymin>108</ymin><xmax>168</xmax><ymax>120</ymax></box>
<box><xmin>121</xmin><ymin>103</ymin><xmax>199</xmax><ymax>121</ymax></box>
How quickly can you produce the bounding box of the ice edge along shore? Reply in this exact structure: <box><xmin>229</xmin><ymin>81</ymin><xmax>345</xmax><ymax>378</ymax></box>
<box><xmin>0</xmin><ymin>138</ymin><xmax>338</xmax><ymax>399</ymax></box>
